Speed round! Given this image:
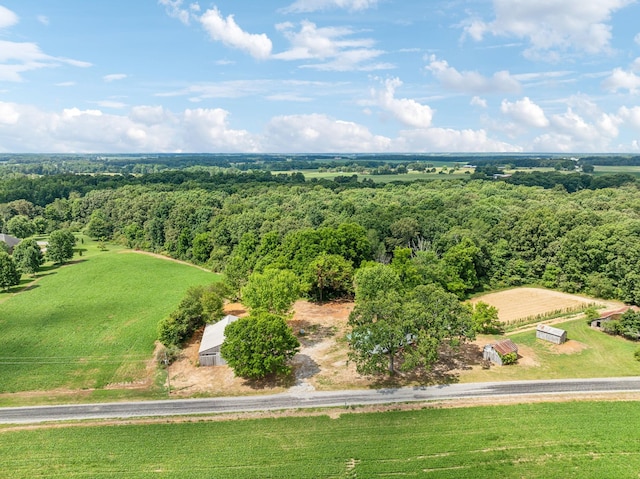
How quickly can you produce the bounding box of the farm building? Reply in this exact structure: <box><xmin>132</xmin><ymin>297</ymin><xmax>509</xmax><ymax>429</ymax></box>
<box><xmin>198</xmin><ymin>315</ymin><xmax>239</xmax><ymax>366</ymax></box>
<box><xmin>536</xmin><ymin>324</ymin><xmax>567</xmax><ymax>344</ymax></box>
<box><xmin>0</xmin><ymin>234</ymin><xmax>20</xmax><ymax>253</ymax></box>
<box><xmin>483</xmin><ymin>339</ymin><xmax>518</xmax><ymax>366</ymax></box>
<box><xmin>591</xmin><ymin>306</ymin><xmax>640</xmax><ymax>330</ymax></box>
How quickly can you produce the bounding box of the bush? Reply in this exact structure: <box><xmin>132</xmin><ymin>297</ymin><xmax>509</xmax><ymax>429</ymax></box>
<box><xmin>634</xmin><ymin>348</ymin><xmax>640</xmax><ymax>362</ymax></box>
<box><xmin>499</xmin><ymin>352</ymin><xmax>518</xmax><ymax>365</ymax></box>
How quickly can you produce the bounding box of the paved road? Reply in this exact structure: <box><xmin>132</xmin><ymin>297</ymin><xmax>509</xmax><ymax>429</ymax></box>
<box><xmin>2</xmin><ymin>377</ymin><xmax>640</xmax><ymax>424</ymax></box>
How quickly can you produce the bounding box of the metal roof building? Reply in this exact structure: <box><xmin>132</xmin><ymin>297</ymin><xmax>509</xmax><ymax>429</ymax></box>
<box><xmin>536</xmin><ymin>324</ymin><xmax>567</xmax><ymax>345</ymax></box>
<box><xmin>198</xmin><ymin>315</ymin><xmax>239</xmax><ymax>366</ymax></box>
<box><xmin>483</xmin><ymin>339</ymin><xmax>518</xmax><ymax>366</ymax></box>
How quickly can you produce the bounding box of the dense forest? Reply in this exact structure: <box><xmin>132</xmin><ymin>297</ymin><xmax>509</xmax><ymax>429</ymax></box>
<box><xmin>2</xmin><ymin>159</ymin><xmax>640</xmax><ymax>306</ymax></box>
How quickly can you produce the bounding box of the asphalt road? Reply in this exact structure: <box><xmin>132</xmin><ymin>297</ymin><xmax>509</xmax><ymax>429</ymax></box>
<box><xmin>2</xmin><ymin>377</ymin><xmax>640</xmax><ymax>424</ymax></box>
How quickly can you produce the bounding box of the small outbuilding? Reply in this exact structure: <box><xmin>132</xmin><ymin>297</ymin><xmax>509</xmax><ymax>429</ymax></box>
<box><xmin>591</xmin><ymin>306</ymin><xmax>640</xmax><ymax>329</ymax></box>
<box><xmin>198</xmin><ymin>314</ymin><xmax>240</xmax><ymax>366</ymax></box>
<box><xmin>536</xmin><ymin>324</ymin><xmax>567</xmax><ymax>345</ymax></box>
<box><xmin>0</xmin><ymin>233</ymin><xmax>20</xmax><ymax>253</ymax></box>
<box><xmin>483</xmin><ymin>339</ymin><xmax>518</xmax><ymax>366</ymax></box>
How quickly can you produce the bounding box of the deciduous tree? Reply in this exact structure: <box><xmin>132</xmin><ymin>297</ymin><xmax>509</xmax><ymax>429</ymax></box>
<box><xmin>46</xmin><ymin>229</ymin><xmax>76</xmax><ymax>264</ymax></box>
<box><xmin>221</xmin><ymin>311</ymin><xmax>300</xmax><ymax>379</ymax></box>
<box><xmin>0</xmin><ymin>252</ymin><xmax>20</xmax><ymax>291</ymax></box>
<box><xmin>13</xmin><ymin>239</ymin><xmax>44</xmax><ymax>276</ymax></box>
<box><xmin>242</xmin><ymin>268</ymin><xmax>301</xmax><ymax>314</ymax></box>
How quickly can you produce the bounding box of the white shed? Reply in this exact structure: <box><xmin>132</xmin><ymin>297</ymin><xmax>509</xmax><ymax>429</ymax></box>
<box><xmin>536</xmin><ymin>324</ymin><xmax>567</xmax><ymax>344</ymax></box>
<box><xmin>198</xmin><ymin>315</ymin><xmax>239</xmax><ymax>366</ymax></box>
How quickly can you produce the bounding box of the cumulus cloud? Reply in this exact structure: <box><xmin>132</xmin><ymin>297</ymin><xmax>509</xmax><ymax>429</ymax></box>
<box><xmin>158</xmin><ymin>0</ymin><xmax>192</xmax><ymax>25</ymax></box>
<box><xmin>464</xmin><ymin>0</ymin><xmax>633</xmax><ymax>58</ymax></box>
<box><xmin>274</xmin><ymin>21</ymin><xmax>391</xmax><ymax>71</ymax></box>
<box><xmin>531</xmin><ymin>107</ymin><xmax>622</xmax><ymax>152</ymax></box>
<box><xmin>282</xmin><ymin>0</ymin><xmax>378</xmax><ymax>13</ymax></box>
<box><xmin>501</xmin><ymin>97</ymin><xmax>549</xmax><ymax>128</ymax></box>
<box><xmin>471</xmin><ymin>96</ymin><xmax>487</xmax><ymax>108</ymax></box>
<box><xmin>373</xmin><ymin>77</ymin><xmax>433</xmax><ymax>128</ymax></box>
<box><xmin>199</xmin><ymin>7</ymin><xmax>272</xmax><ymax>60</ymax></box>
<box><xmin>397</xmin><ymin>127</ymin><xmax>521</xmax><ymax>153</ymax></box>
<box><xmin>426</xmin><ymin>56</ymin><xmax>520</xmax><ymax>94</ymax></box>
<box><xmin>618</xmin><ymin>106</ymin><xmax>640</xmax><ymax>129</ymax></box>
<box><xmin>264</xmin><ymin>113</ymin><xmax>391</xmax><ymax>152</ymax></box>
<box><xmin>103</xmin><ymin>73</ymin><xmax>127</xmax><ymax>82</ymax></box>
<box><xmin>602</xmin><ymin>67</ymin><xmax>640</xmax><ymax>94</ymax></box>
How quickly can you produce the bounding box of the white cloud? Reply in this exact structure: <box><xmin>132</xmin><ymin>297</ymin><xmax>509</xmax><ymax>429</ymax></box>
<box><xmin>37</xmin><ymin>15</ymin><xmax>49</xmax><ymax>26</ymax></box>
<box><xmin>426</xmin><ymin>56</ymin><xmax>520</xmax><ymax>94</ymax></box>
<box><xmin>635</xmin><ymin>32</ymin><xmax>640</xmax><ymax>45</ymax></box>
<box><xmin>130</xmin><ymin>105</ymin><xmax>170</xmax><ymax>125</ymax></box>
<box><xmin>0</xmin><ymin>40</ymin><xmax>91</xmax><ymax>82</ymax></box>
<box><xmin>471</xmin><ymin>96</ymin><xmax>487</xmax><ymax>108</ymax></box>
<box><xmin>0</xmin><ymin>6</ymin><xmax>18</xmax><ymax>29</ymax></box>
<box><xmin>183</xmin><ymin>108</ymin><xmax>259</xmax><ymax>151</ymax></box>
<box><xmin>103</xmin><ymin>73</ymin><xmax>127</xmax><ymax>82</ymax></box>
<box><xmin>602</xmin><ymin>67</ymin><xmax>640</xmax><ymax>94</ymax></box>
<box><xmin>93</xmin><ymin>100</ymin><xmax>128</xmax><ymax>109</ymax></box>
<box><xmin>158</xmin><ymin>0</ymin><xmax>192</xmax><ymax>25</ymax></box>
<box><xmin>373</xmin><ymin>77</ymin><xmax>433</xmax><ymax>128</ymax></box>
<box><xmin>618</xmin><ymin>106</ymin><xmax>640</xmax><ymax>129</ymax></box>
<box><xmin>56</xmin><ymin>81</ymin><xmax>76</xmax><ymax>87</ymax></box>
<box><xmin>397</xmin><ymin>127</ymin><xmax>521</xmax><ymax>153</ymax></box>
<box><xmin>274</xmin><ymin>20</ymin><xmax>391</xmax><ymax>71</ymax></box>
<box><xmin>199</xmin><ymin>7</ymin><xmax>272</xmax><ymax>60</ymax></box>
<box><xmin>264</xmin><ymin>113</ymin><xmax>391</xmax><ymax>152</ymax></box>
<box><xmin>501</xmin><ymin>97</ymin><xmax>549</xmax><ymax>128</ymax></box>
<box><xmin>531</xmin><ymin>107</ymin><xmax>622</xmax><ymax>152</ymax></box>
<box><xmin>0</xmin><ymin>102</ymin><xmax>20</xmax><ymax>125</ymax></box>
<box><xmin>465</xmin><ymin>0</ymin><xmax>633</xmax><ymax>58</ymax></box>
<box><xmin>282</xmin><ymin>0</ymin><xmax>378</xmax><ymax>13</ymax></box>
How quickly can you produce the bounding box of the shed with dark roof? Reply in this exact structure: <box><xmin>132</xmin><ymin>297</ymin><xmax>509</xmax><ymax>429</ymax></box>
<box><xmin>483</xmin><ymin>339</ymin><xmax>518</xmax><ymax>366</ymax></box>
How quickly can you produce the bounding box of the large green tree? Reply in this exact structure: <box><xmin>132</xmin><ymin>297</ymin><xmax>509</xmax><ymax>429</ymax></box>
<box><xmin>348</xmin><ymin>282</ymin><xmax>473</xmax><ymax>375</ymax></box>
<box><xmin>0</xmin><ymin>252</ymin><xmax>20</xmax><ymax>291</ymax></box>
<box><xmin>6</xmin><ymin>215</ymin><xmax>34</xmax><ymax>239</ymax></box>
<box><xmin>46</xmin><ymin>229</ymin><xmax>76</xmax><ymax>264</ymax></box>
<box><xmin>13</xmin><ymin>239</ymin><xmax>44</xmax><ymax>276</ymax></box>
<box><xmin>241</xmin><ymin>268</ymin><xmax>301</xmax><ymax>315</ymax></box>
<box><xmin>221</xmin><ymin>311</ymin><xmax>300</xmax><ymax>379</ymax></box>
<box><xmin>305</xmin><ymin>253</ymin><xmax>354</xmax><ymax>302</ymax></box>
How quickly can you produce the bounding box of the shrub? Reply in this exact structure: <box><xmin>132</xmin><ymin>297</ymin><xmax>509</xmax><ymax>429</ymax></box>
<box><xmin>499</xmin><ymin>352</ymin><xmax>518</xmax><ymax>365</ymax></box>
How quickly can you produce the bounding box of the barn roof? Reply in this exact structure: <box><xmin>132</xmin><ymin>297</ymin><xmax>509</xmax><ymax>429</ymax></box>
<box><xmin>536</xmin><ymin>324</ymin><xmax>566</xmax><ymax>336</ymax></box>
<box><xmin>491</xmin><ymin>338</ymin><xmax>518</xmax><ymax>356</ymax></box>
<box><xmin>198</xmin><ymin>315</ymin><xmax>239</xmax><ymax>355</ymax></box>
<box><xmin>598</xmin><ymin>306</ymin><xmax>640</xmax><ymax>320</ymax></box>
<box><xmin>0</xmin><ymin>234</ymin><xmax>20</xmax><ymax>248</ymax></box>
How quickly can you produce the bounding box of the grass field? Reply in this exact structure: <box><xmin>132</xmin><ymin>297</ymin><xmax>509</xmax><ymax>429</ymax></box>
<box><xmin>2</xmin><ymin>401</ymin><xmax>640</xmax><ymax>478</ymax></box>
<box><xmin>0</xmin><ymin>238</ymin><xmax>217</xmax><ymax>401</ymax></box>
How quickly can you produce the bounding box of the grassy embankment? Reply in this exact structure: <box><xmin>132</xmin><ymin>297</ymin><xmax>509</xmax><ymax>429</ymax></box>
<box><xmin>2</xmin><ymin>401</ymin><xmax>640</xmax><ymax>478</ymax></box>
<box><xmin>0</xmin><ymin>236</ymin><xmax>218</xmax><ymax>405</ymax></box>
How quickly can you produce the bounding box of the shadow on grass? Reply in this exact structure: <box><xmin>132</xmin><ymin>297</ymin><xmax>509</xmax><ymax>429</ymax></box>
<box><xmin>241</xmin><ymin>371</ymin><xmax>297</xmax><ymax>390</ymax></box>
<box><xmin>368</xmin><ymin>342</ymin><xmax>484</xmax><ymax>389</ymax></box>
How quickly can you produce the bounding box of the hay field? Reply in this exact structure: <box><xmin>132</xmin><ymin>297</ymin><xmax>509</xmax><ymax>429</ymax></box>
<box><xmin>469</xmin><ymin>287</ymin><xmax>619</xmax><ymax>324</ymax></box>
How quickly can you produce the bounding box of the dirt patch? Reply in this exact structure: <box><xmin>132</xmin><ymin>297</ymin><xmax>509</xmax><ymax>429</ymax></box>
<box><xmin>545</xmin><ymin>339</ymin><xmax>588</xmax><ymax>355</ymax></box>
<box><xmin>469</xmin><ymin>287</ymin><xmax>621</xmax><ymax>324</ymax></box>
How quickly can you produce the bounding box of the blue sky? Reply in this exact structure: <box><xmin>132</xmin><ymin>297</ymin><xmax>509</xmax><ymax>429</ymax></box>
<box><xmin>1</xmin><ymin>0</ymin><xmax>640</xmax><ymax>153</ymax></box>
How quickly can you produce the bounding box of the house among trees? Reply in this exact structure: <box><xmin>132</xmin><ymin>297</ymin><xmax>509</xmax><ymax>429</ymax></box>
<box><xmin>483</xmin><ymin>339</ymin><xmax>518</xmax><ymax>366</ymax></box>
<box><xmin>198</xmin><ymin>315</ymin><xmax>239</xmax><ymax>366</ymax></box>
<box><xmin>591</xmin><ymin>306</ymin><xmax>640</xmax><ymax>330</ymax></box>
<box><xmin>0</xmin><ymin>234</ymin><xmax>20</xmax><ymax>253</ymax></box>
<box><xmin>536</xmin><ymin>324</ymin><xmax>567</xmax><ymax>344</ymax></box>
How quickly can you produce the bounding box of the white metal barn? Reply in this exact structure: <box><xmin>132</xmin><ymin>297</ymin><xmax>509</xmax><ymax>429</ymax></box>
<box><xmin>536</xmin><ymin>324</ymin><xmax>567</xmax><ymax>345</ymax></box>
<box><xmin>482</xmin><ymin>339</ymin><xmax>518</xmax><ymax>366</ymax></box>
<box><xmin>198</xmin><ymin>315</ymin><xmax>240</xmax><ymax>366</ymax></box>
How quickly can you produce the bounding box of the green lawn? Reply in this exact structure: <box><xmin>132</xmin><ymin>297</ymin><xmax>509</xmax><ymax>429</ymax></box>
<box><xmin>462</xmin><ymin>318</ymin><xmax>640</xmax><ymax>382</ymax></box>
<box><xmin>2</xmin><ymin>401</ymin><xmax>640</xmax><ymax>478</ymax></box>
<box><xmin>0</xmin><ymin>239</ymin><xmax>217</xmax><ymax>399</ymax></box>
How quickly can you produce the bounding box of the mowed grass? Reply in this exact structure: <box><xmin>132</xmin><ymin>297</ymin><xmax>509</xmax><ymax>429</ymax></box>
<box><xmin>0</xmin><ymin>246</ymin><xmax>217</xmax><ymax>396</ymax></box>
<box><xmin>462</xmin><ymin>318</ymin><xmax>640</xmax><ymax>382</ymax></box>
<box><xmin>2</xmin><ymin>401</ymin><xmax>640</xmax><ymax>478</ymax></box>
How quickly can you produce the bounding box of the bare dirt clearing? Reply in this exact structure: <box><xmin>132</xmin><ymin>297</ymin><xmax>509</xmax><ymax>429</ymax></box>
<box><xmin>469</xmin><ymin>287</ymin><xmax>622</xmax><ymax>324</ymax></box>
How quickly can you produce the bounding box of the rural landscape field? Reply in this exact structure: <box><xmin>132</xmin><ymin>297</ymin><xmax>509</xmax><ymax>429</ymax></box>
<box><xmin>3</xmin><ymin>153</ymin><xmax>640</xmax><ymax>477</ymax></box>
